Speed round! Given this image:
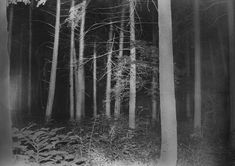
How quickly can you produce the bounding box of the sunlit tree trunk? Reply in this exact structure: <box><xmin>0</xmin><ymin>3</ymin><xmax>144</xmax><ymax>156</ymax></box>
<box><xmin>28</xmin><ymin>0</ymin><xmax>33</xmax><ymax>116</ymax></box>
<box><xmin>227</xmin><ymin>0</ymin><xmax>235</xmax><ymax>149</ymax></box>
<box><xmin>0</xmin><ymin>1</ymin><xmax>12</xmax><ymax>163</ymax></box>
<box><xmin>157</xmin><ymin>0</ymin><xmax>177</xmax><ymax>165</ymax></box>
<box><xmin>93</xmin><ymin>42</ymin><xmax>97</xmax><ymax>117</ymax></box>
<box><xmin>129</xmin><ymin>0</ymin><xmax>136</xmax><ymax>129</ymax></box>
<box><xmin>76</xmin><ymin>0</ymin><xmax>86</xmax><ymax>121</ymax></box>
<box><xmin>105</xmin><ymin>23</ymin><xmax>113</xmax><ymax>118</ymax></box>
<box><xmin>45</xmin><ymin>0</ymin><xmax>61</xmax><ymax>121</ymax></box>
<box><xmin>193</xmin><ymin>0</ymin><xmax>202</xmax><ymax>135</ymax></box>
<box><xmin>69</xmin><ymin>0</ymin><xmax>75</xmax><ymax>121</ymax></box>
<box><xmin>114</xmin><ymin>6</ymin><xmax>125</xmax><ymax>118</ymax></box>
<box><xmin>151</xmin><ymin>16</ymin><xmax>158</xmax><ymax>124</ymax></box>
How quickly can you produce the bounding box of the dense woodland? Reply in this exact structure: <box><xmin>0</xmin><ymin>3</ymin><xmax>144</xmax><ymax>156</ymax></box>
<box><xmin>0</xmin><ymin>0</ymin><xmax>235</xmax><ymax>165</ymax></box>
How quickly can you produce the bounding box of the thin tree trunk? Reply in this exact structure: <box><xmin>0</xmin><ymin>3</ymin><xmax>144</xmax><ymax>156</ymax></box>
<box><xmin>158</xmin><ymin>0</ymin><xmax>177</xmax><ymax>165</ymax></box>
<box><xmin>8</xmin><ymin>4</ymin><xmax>14</xmax><ymax>115</ymax></box>
<box><xmin>151</xmin><ymin>16</ymin><xmax>158</xmax><ymax>123</ymax></box>
<box><xmin>217</xmin><ymin>28</ymin><xmax>228</xmax><ymax>77</ymax></box>
<box><xmin>209</xmin><ymin>42</ymin><xmax>216</xmax><ymax>83</ymax></box>
<box><xmin>227</xmin><ymin>0</ymin><xmax>235</xmax><ymax>149</ymax></box>
<box><xmin>76</xmin><ymin>0</ymin><xmax>86</xmax><ymax>121</ymax></box>
<box><xmin>28</xmin><ymin>0</ymin><xmax>33</xmax><ymax>116</ymax></box>
<box><xmin>0</xmin><ymin>1</ymin><xmax>12</xmax><ymax>163</ymax></box>
<box><xmin>18</xmin><ymin>25</ymin><xmax>24</xmax><ymax>123</ymax></box>
<box><xmin>129</xmin><ymin>0</ymin><xmax>136</xmax><ymax>129</ymax></box>
<box><xmin>185</xmin><ymin>35</ymin><xmax>191</xmax><ymax>119</ymax></box>
<box><xmin>27</xmin><ymin>0</ymin><xmax>34</xmax><ymax>114</ymax></box>
<box><xmin>193</xmin><ymin>0</ymin><xmax>202</xmax><ymax>135</ymax></box>
<box><xmin>45</xmin><ymin>0</ymin><xmax>61</xmax><ymax>121</ymax></box>
<box><xmin>69</xmin><ymin>0</ymin><xmax>75</xmax><ymax>121</ymax></box>
<box><xmin>105</xmin><ymin>23</ymin><xmax>113</xmax><ymax>118</ymax></box>
<box><xmin>114</xmin><ymin>6</ymin><xmax>125</xmax><ymax>118</ymax></box>
<box><xmin>93</xmin><ymin>42</ymin><xmax>97</xmax><ymax>117</ymax></box>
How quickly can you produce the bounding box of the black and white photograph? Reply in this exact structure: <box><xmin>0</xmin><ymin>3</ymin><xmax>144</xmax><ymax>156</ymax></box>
<box><xmin>0</xmin><ymin>0</ymin><xmax>234</xmax><ymax>165</ymax></box>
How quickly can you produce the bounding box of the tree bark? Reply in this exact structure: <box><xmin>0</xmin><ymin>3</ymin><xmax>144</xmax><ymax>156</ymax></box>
<box><xmin>0</xmin><ymin>1</ymin><xmax>12</xmax><ymax>163</ymax></box>
<box><xmin>69</xmin><ymin>0</ymin><xmax>75</xmax><ymax>121</ymax></box>
<box><xmin>217</xmin><ymin>28</ymin><xmax>228</xmax><ymax>77</ymax></box>
<box><xmin>93</xmin><ymin>42</ymin><xmax>97</xmax><ymax>117</ymax></box>
<box><xmin>114</xmin><ymin>6</ymin><xmax>125</xmax><ymax>118</ymax></box>
<box><xmin>105</xmin><ymin>23</ymin><xmax>113</xmax><ymax>118</ymax></box>
<box><xmin>76</xmin><ymin>0</ymin><xmax>86</xmax><ymax>121</ymax></box>
<box><xmin>45</xmin><ymin>0</ymin><xmax>61</xmax><ymax>121</ymax></box>
<box><xmin>129</xmin><ymin>0</ymin><xmax>136</xmax><ymax>129</ymax></box>
<box><xmin>185</xmin><ymin>35</ymin><xmax>192</xmax><ymax>119</ymax></box>
<box><xmin>158</xmin><ymin>0</ymin><xmax>177</xmax><ymax>165</ymax></box>
<box><xmin>227</xmin><ymin>0</ymin><xmax>235</xmax><ymax>149</ymax></box>
<box><xmin>193</xmin><ymin>0</ymin><xmax>202</xmax><ymax>135</ymax></box>
<box><xmin>28</xmin><ymin>0</ymin><xmax>33</xmax><ymax>116</ymax></box>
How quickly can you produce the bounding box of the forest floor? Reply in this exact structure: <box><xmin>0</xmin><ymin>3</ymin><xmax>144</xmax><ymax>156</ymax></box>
<box><xmin>12</xmin><ymin>114</ymin><xmax>229</xmax><ymax>166</ymax></box>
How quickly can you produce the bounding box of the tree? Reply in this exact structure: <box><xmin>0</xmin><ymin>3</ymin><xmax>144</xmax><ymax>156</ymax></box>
<box><xmin>0</xmin><ymin>0</ymin><xmax>12</xmax><ymax>163</ymax></box>
<box><xmin>27</xmin><ymin>0</ymin><xmax>33</xmax><ymax>116</ymax></box>
<box><xmin>69</xmin><ymin>0</ymin><xmax>75</xmax><ymax>121</ymax></box>
<box><xmin>227</xmin><ymin>0</ymin><xmax>235</xmax><ymax>149</ymax></box>
<box><xmin>157</xmin><ymin>0</ymin><xmax>177</xmax><ymax>165</ymax></box>
<box><xmin>185</xmin><ymin>35</ymin><xmax>192</xmax><ymax>119</ymax></box>
<box><xmin>129</xmin><ymin>0</ymin><xmax>136</xmax><ymax>129</ymax></box>
<box><xmin>114</xmin><ymin>5</ymin><xmax>125</xmax><ymax>118</ymax></box>
<box><xmin>76</xmin><ymin>0</ymin><xmax>86</xmax><ymax>121</ymax></box>
<box><xmin>193</xmin><ymin>0</ymin><xmax>202</xmax><ymax>135</ymax></box>
<box><xmin>45</xmin><ymin>0</ymin><xmax>61</xmax><ymax>121</ymax></box>
<box><xmin>93</xmin><ymin>42</ymin><xmax>97</xmax><ymax>117</ymax></box>
<box><xmin>105</xmin><ymin>23</ymin><xmax>113</xmax><ymax>118</ymax></box>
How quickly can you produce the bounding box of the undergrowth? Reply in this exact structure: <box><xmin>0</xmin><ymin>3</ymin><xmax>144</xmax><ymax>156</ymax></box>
<box><xmin>13</xmin><ymin>115</ymin><xmax>160</xmax><ymax>166</ymax></box>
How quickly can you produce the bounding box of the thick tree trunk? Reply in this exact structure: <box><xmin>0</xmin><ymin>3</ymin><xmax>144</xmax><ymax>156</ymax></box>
<box><xmin>45</xmin><ymin>0</ymin><xmax>61</xmax><ymax>121</ymax></box>
<box><xmin>93</xmin><ymin>42</ymin><xmax>97</xmax><ymax>117</ymax></box>
<box><xmin>158</xmin><ymin>0</ymin><xmax>177</xmax><ymax>165</ymax></box>
<box><xmin>193</xmin><ymin>0</ymin><xmax>202</xmax><ymax>135</ymax></box>
<box><xmin>129</xmin><ymin>0</ymin><xmax>136</xmax><ymax>129</ymax></box>
<box><xmin>227</xmin><ymin>0</ymin><xmax>235</xmax><ymax>149</ymax></box>
<box><xmin>0</xmin><ymin>1</ymin><xmax>12</xmax><ymax>163</ymax></box>
<box><xmin>28</xmin><ymin>0</ymin><xmax>33</xmax><ymax>116</ymax></box>
<box><xmin>105</xmin><ymin>23</ymin><xmax>113</xmax><ymax>118</ymax></box>
<box><xmin>114</xmin><ymin>7</ymin><xmax>125</xmax><ymax>118</ymax></box>
<box><xmin>69</xmin><ymin>0</ymin><xmax>75</xmax><ymax>121</ymax></box>
<box><xmin>76</xmin><ymin>0</ymin><xmax>86</xmax><ymax>121</ymax></box>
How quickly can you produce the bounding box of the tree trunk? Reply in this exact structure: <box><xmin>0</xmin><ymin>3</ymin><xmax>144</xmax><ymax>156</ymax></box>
<box><xmin>93</xmin><ymin>42</ymin><xmax>97</xmax><ymax>117</ymax></box>
<box><xmin>151</xmin><ymin>16</ymin><xmax>158</xmax><ymax>124</ymax></box>
<box><xmin>105</xmin><ymin>23</ymin><xmax>113</xmax><ymax>118</ymax></box>
<box><xmin>76</xmin><ymin>0</ymin><xmax>86</xmax><ymax>121</ymax></box>
<box><xmin>217</xmin><ymin>28</ymin><xmax>228</xmax><ymax>77</ymax></box>
<box><xmin>158</xmin><ymin>0</ymin><xmax>177</xmax><ymax>165</ymax></box>
<box><xmin>0</xmin><ymin>1</ymin><xmax>12</xmax><ymax>163</ymax></box>
<box><xmin>114</xmin><ymin>6</ymin><xmax>125</xmax><ymax>118</ymax></box>
<box><xmin>193</xmin><ymin>0</ymin><xmax>202</xmax><ymax>135</ymax></box>
<box><xmin>227</xmin><ymin>0</ymin><xmax>235</xmax><ymax>149</ymax></box>
<box><xmin>129</xmin><ymin>0</ymin><xmax>136</xmax><ymax>129</ymax></box>
<box><xmin>185</xmin><ymin>35</ymin><xmax>192</xmax><ymax>119</ymax></box>
<box><xmin>28</xmin><ymin>0</ymin><xmax>33</xmax><ymax>116</ymax></box>
<box><xmin>69</xmin><ymin>0</ymin><xmax>75</xmax><ymax>121</ymax></box>
<box><xmin>45</xmin><ymin>0</ymin><xmax>61</xmax><ymax>121</ymax></box>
